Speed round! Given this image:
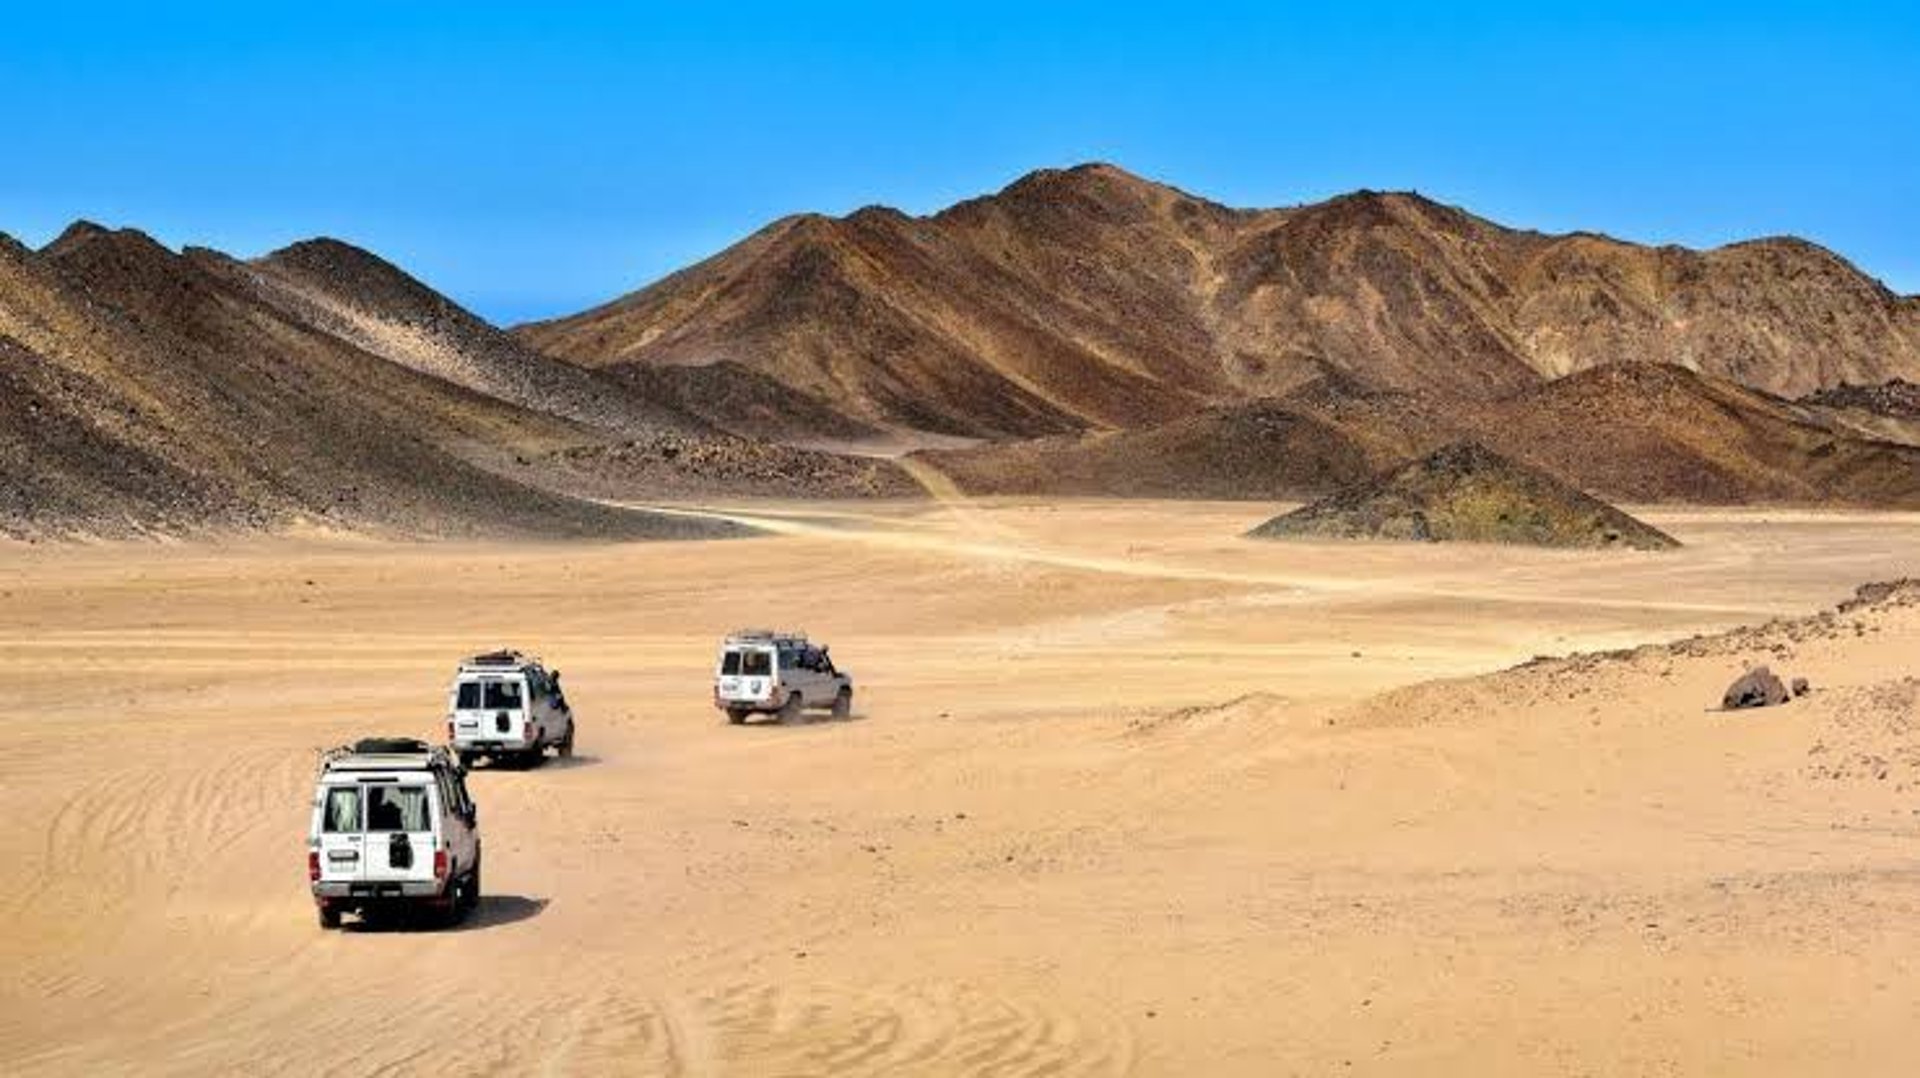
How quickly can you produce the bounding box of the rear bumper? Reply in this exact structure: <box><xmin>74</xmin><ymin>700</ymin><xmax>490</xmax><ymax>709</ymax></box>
<box><xmin>451</xmin><ymin>737</ymin><xmax>536</xmax><ymax>753</ymax></box>
<box><xmin>314</xmin><ymin>879</ymin><xmax>447</xmax><ymax>903</ymax></box>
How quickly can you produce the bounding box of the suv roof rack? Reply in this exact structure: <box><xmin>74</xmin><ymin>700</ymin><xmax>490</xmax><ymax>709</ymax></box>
<box><xmin>319</xmin><ymin>739</ymin><xmax>463</xmax><ymax>775</ymax></box>
<box><xmin>725</xmin><ymin>628</ymin><xmax>807</xmax><ymax>644</ymax></box>
<box><xmin>463</xmin><ymin>648</ymin><xmax>528</xmax><ymax>667</ymax></box>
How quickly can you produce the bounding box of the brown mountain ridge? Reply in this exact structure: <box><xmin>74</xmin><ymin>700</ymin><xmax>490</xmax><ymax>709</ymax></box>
<box><xmin>520</xmin><ymin>163</ymin><xmax>1920</xmax><ymax>439</ymax></box>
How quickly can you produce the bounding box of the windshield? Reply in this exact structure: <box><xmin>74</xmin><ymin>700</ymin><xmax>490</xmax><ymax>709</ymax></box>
<box><xmin>457</xmin><ymin>678</ymin><xmax>524</xmax><ymax>710</ymax></box>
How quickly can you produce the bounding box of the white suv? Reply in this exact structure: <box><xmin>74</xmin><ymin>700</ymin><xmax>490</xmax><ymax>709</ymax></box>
<box><xmin>447</xmin><ymin>649</ymin><xmax>576</xmax><ymax>767</ymax></box>
<box><xmin>308</xmin><ymin>737</ymin><xmax>480</xmax><ymax>929</ymax></box>
<box><xmin>714</xmin><ymin>629</ymin><xmax>854</xmax><ymax>724</ymax></box>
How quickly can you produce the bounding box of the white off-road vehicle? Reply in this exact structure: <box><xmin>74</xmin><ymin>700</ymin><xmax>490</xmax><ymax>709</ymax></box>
<box><xmin>308</xmin><ymin>737</ymin><xmax>481</xmax><ymax>929</ymax></box>
<box><xmin>714</xmin><ymin>629</ymin><xmax>854</xmax><ymax>724</ymax></box>
<box><xmin>446</xmin><ymin>649</ymin><xmax>576</xmax><ymax>767</ymax></box>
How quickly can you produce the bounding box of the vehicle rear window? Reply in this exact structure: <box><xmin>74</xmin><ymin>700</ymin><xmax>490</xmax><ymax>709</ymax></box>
<box><xmin>721</xmin><ymin>651</ymin><xmax>741</xmax><ymax>675</ymax></box>
<box><xmin>365</xmin><ymin>784</ymin><xmax>432</xmax><ymax>833</ymax></box>
<box><xmin>458</xmin><ymin>679</ymin><xmax>524</xmax><ymax>710</ymax></box>
<box><xmin>485</xmin><ymin>681</ymin><xmax>523</xmax><ymax>709</ymax></box>
<box><xmin>740</xmin><ymin>650</ymin><xmax>772</xmax><ymax>676</ymax></box>
<box><xmin>322</xmin><ymin>787</ymin><xmax>360</xmax><ymax>833</ymax></box>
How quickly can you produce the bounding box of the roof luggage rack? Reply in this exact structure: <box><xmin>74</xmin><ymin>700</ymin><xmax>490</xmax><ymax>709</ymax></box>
<box><xmin>464</xmin><ymin>648</ymin><xmax>527</xmax><ymax>667</ymax></box>
<box><xmin>318</xmin><ymin>738</ymin><xmax>463</xmax><ymax>775</ymax></box>
<box><xmin>725</xmin><ymin>628</ymin><xmax>807</xmax><ymax>645</ymax></box>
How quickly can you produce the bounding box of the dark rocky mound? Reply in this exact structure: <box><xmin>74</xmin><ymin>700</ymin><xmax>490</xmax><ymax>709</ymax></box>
<box><xmin>543</xmin><ymin>433</ymin><xmax>918</xmax><ymax>500</ymax></box>
<box><xmin>1801</xmin><ymin>378</ymin><xmax>1920</xmax><ymax>420</ymax></box>
<box><xmin>1247</xmin><ymin>442</ymin><xmax>1680</xmax><ymax>550</ymax></box>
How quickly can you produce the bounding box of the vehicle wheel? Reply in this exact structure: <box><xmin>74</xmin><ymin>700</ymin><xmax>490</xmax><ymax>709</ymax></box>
<box><xmin>456</xmin><ymin>751</ymin><xmax>475</xmax><ymax>770</ymax></box>
<box><xmin>468</xmin><ymin>853</ymin><xmax>482</xmax><ymax>910</ymax></box>
<box><xmin>559</xmin><ymin>724</ymin><xmax>575</xmax><ymax>758</ymax></box>
<box><xmin>832</xmin><ymin>687</ymin><xmax>853</xmax><ymax>719</ymax></box>
<box><xmin>727</xmin><ymin>707</ymin><xmax>749</xmax><ymax>725</ymax></box>
<box><xmin>778</xmin><ymin>693</ymin><xmax>804</xmax><ymax>724</ymax></box>
<box><xmin>317</xmin><ymin>904</ymin><xmax>341</xmax><ymax>929</ymax></box>
<box><xmin>444</xmin><ymin>874</ymin><xmax>472</xmax><ymax>927</ymax></box>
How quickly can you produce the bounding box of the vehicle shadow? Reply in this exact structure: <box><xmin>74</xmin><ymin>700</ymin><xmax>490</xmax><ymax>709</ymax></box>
<box><xmin>739</xmin><ymin>711</ymin><xmax>869</xmax><ymax>729</ymax></box>
<box><xmin>454</xmin><ymin>894</ymin><xmax>548</xmax><ymax>932</ymax></box>
<box><xmin>339</xmin><ymin>894</ymin><xmax>549</xmax><ymax>934</ymax></box>
<box><xmin>544</xmin><ymin>753</ymin><xmax>602</xmax><ymax>770</ymax></box>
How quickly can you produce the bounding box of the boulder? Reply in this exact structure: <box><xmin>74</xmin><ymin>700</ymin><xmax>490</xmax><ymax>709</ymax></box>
<box><xmin>1722</xmin><ymin>666</ymin><xmax>1790</xmax><ymax>710</ymax></box>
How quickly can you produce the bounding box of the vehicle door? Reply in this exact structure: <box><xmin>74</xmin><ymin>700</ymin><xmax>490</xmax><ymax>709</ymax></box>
<box><xmin>361</xmin><ymin>781</ymin><xmax>436</xmax><ymax>884</ymax></box>
<box><xmin>436</xmin><ymin>768</ymin><xmax>476</xmax><ymax>874</ymax></box>
<box><xmin>461</xmin><ymin>675</ymin><xmax>529</xmax><ymax>743</ymax></box>
<box><xmin>782</xmin><ymin>646</ymin><xmax>817</xmax><ymax>705</ymax></box>
<box><xmin>530</xmin><ymin>668</ymin><xmax>561</xmax><ymax>743</ymax></box>
<box><xmin>720</xmin><ymin>647</ymin><xmax>774</xmax><ymax>705</ymax></box>
<box><xmin>314</xmin><ymin>782</ymin><xmax>366</xmax><ymax>883</ymax></box>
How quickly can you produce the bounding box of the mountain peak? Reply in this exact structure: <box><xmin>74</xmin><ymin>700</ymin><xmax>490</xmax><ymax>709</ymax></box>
<box><xmin>41</xmin><ymin>220</ymin><xmax>172</xmax><ymax>262</ymax></box>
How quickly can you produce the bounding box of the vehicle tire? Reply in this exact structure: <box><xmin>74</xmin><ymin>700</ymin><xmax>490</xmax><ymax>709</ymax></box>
<box><xmin>468</xmin><ymin>852</ymin><xmax>482</xmax><ymax>910</ymax></box>
<box><xmin>727</xmin><ymin>708</ymin><xmax>749</xmax><ymax>725</ymax></box>
<box><xmin>778</xmin><ymin>693</ymin><xmax>805</xmax><ymax>724</ymax></box>
<box><xmin>457</xmin><ymin>752</ymin><xmax>476</xmax><ymax>771</ymax></box>
<box><xmin>444</xmin><ymin>873</ymin><xmax>472</xmax><ymax>928</ymax></box>
<box><xmin>832</xmin><ymin>687</ymin><xmax>853</xmax><ymax>719</ymax></box>
<box><xmin>317</xmin><ymin>904</ymin><xmax>341</xmax><ymax>929</ymax></box>
<box><xmin>559</xmin><ymin>724</ymin><xmax>575</xmax><ymax>758</ymax></box>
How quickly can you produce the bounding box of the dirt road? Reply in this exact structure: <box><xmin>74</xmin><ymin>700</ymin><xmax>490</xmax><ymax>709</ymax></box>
<box><xmin>2</xmin><ymin>501</ymin><xmax>1917</xmax><ymax>1074</ymax></box>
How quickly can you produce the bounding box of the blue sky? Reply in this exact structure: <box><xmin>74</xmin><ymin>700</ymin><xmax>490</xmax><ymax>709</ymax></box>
<box><xmin>1</xmin><ymin>2</ymin><xmax>1914</xmax><ymax>324</ymax></box>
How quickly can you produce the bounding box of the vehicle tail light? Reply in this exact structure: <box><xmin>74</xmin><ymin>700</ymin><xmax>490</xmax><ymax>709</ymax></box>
<box><xmin>308</xmin><ymin>851</ymin><xmax>321</xmax><ymax>882</ymax></box>
<box><xmin>434</xmin><ymin>849</ymin><xmax>448</xmax><ymax>880</ymax></box>
<box><xmin>446</xmin><ymin>719</ymin><xmax>455</xmax><ymax>740</ymax></box>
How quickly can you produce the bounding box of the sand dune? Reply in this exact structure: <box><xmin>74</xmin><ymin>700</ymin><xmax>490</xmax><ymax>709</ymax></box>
<box><xmin>2</xmin><ymin>502</ymin><xmax>1919</xmax><ymax>1074</ymax></box>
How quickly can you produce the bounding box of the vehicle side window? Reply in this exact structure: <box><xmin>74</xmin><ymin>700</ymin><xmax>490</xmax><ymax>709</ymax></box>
<box><xmin>322</xmin><ymin>787</ymin><xmax>361</xmax><ymax>833</ymax></box>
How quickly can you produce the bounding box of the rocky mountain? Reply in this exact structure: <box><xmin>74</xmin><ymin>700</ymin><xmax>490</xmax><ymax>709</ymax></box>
<box><xmin>1247</xmin><ymin>442</ymin><xmax>1681</xmax><ymax>550</ymax></box>
<box><xmin>0</xmin><ymin>223</ymin><xmax>740</xmax><ymax>539</ymax></box>
<box><xmin>520</xmin><ymin>164</ymin><xmax>1920</xmax><ymax>439</ymax></box>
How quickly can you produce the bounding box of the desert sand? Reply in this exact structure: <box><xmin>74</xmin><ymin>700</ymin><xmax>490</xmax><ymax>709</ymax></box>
<box><xmin>2</xmin><ymin>500</ymin><xmax>1919</xmax><ymax>1075</ymax></box>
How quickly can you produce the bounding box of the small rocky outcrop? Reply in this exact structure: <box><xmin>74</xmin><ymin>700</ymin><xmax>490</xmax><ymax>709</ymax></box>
<box><xmin>1723</xmin><ymin>666</ymin><xmax>1791</xmax><ymax>710</ymax></box>
<box><xmin>1247</xmin><ymin>441</ymin><xmax>1680</xmax><ymax>550</ymax></box>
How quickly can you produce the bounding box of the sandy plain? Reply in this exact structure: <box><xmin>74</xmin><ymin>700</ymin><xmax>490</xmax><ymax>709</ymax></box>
<box><xmin>2</xmin><ymin>499</ymin><xmax>1918</xmax><ymax>1075</ymax></box>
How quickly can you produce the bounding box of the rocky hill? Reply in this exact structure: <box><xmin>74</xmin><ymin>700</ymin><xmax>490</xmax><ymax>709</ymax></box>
<box><xmin>521</xmin><ymin>164</ymin><xmax>1920</xmax><ymax>438</ymax></box>
<box><xmin>924</xmin><ymin>363</ymin><xmax>1920</xmax><ymax>508</ymax></box>
<box><xmin>0</xmin><ymin>224</ymin><xmax>741</xmax><ymax>540</ymax></box>
<box><xmin>1247</xmin><ymin>442</ymin><xmax>1681</xmax><ymax>550</ymax></box>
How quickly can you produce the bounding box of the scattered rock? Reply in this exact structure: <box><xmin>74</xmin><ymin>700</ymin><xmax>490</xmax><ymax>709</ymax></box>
<box><xmin>1791</xmin><ymin>677</ymin><xmax>1811</xmax><ymax>698</ymax></box>
<box><xmin>1723</xmin><ymin>666</ymin><xmax>1790</xmax><ymax>710</ymax></box>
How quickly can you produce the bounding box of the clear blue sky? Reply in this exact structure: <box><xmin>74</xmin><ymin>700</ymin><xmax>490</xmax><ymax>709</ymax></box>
<box><xmin>2</xmin><ymin>2</ymin><xmax>1913</xmax><ymax>324</ymax></box>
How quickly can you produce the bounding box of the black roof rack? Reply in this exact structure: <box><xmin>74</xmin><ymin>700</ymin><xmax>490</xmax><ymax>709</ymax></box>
<box><xmin>352</xmin><ymin>736</ymin><xmax>430</xmax><ymax>755</ymax></box>
<box><xmin>464</xmin><ymin>648</ymin><xmax>527</xmax><ymax>667</ymax></box>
